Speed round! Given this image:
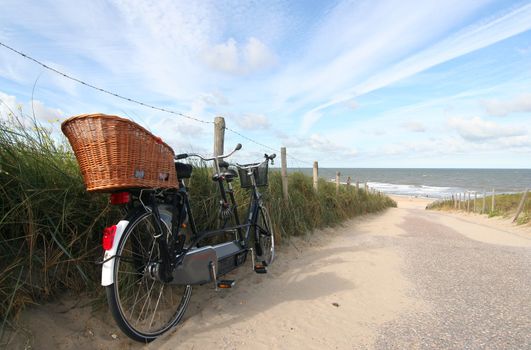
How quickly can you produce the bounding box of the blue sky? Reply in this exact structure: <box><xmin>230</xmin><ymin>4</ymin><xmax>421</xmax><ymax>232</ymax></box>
<box><xmin>1</xmin><ymin>0</ymin><xmax>530</xmax><ymax>168</ymax></box>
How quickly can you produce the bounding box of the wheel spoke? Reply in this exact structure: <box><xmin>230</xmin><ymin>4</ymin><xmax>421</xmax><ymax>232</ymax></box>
<box><xmin>107</xmin><ymin>209</ymin><xmax>192</xmax><ymax>341</ymax></box>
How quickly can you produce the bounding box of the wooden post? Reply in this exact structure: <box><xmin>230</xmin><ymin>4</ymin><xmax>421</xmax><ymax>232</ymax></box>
<box><xmin>281</xmin><ymin>147</ymin><xmax>288</xmax><ymax>201</ymax></box>
<box><xmin>482</xmin><ymin>191</ymin><xmax>486</xmax><ymax>214</ymax></box>
<box><xmin>336</xmin><ymin>171</ymin><xmax>341</xmax><ymax>193</ymax></box>
<box><xmin>213</xmin><ymin>116</ymin><xmax>225</xmax><ymax>157</ymax></box>
<box><xmin>356</xmin><ymin>181</ymin><xmax>359</xmax><ymax>192</ymax></box>
<box><xmin>491</xmin><ymin>188</ymin><xmax>496</xmax><ymax>213</ymax></box>
<box><xmin>364</xmin><ymin>182</ymin><xmax>368</xmax><ymax>192</ymax></box>
<box><xmin>473</xmin><ymin>192</ymin><xmax>477</xmax><ymax>213</ymax></box>
<box><xmin>458</xmin><ymin>193</ymin><xmax>461</xmax><ymax>209</ymax></box>
<box><xmin>513</xmin><ymin>189</ymin><xmax>529</xmax><ymax>223</ymax></box>
<box><xmin>346</xmin><ymin>176</ymin><xmax>351</xmax><ymax>187</ymax></box>
<box><xmin>312</xmin><ymin>161</ymin><xmax>318</xmax><ymax>191</ymax></box>
<box><xmin>467</xmin><ymin>192</ymin><xmax>470</xmax><ymax>212</ymax></box>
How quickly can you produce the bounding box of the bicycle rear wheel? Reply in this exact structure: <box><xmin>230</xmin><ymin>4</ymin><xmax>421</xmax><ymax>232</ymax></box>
<box><xmin>255</xmin><ymin>205</ymin><xmax>275</xmax><ymax>266</ymax></box>
<box><xmin>106</xmin><ymin>207</ymin><xmax>192</xmax><ymax>342</ymax></box>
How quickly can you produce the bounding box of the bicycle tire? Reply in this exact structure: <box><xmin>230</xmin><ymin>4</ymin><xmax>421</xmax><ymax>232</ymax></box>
<box><xmin>255</xmin><ymin>205</ymin><xmax>275</xmax><ymax>266</ymax></box>
<box><xmin>106</xmin><ymin>207</ymin><xmax>192</xmax><ymax>342</ymax></box>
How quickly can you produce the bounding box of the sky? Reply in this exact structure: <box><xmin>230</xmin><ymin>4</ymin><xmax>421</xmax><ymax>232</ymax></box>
<box><xmin>0</xmin><ymin>0</ymin><xmax>530</xmax><ymax>168</ymax></box>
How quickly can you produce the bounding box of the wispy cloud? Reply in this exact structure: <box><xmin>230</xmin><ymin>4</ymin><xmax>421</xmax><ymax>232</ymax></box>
<box><xmin>300</xmin><ymin>2</ymin><xmax>531</xmax><ymax>132</ymax></box>
<box><xmin>401</xmin><ymin>121</ymin><xmax>426</xmax><ymax>133</ymax></box>
<box><xmin>482</xmin><ymin>93</ymin><xmax>531</xmax><ymax>116</ymax></box>
<box><xmin>448</xmin><ymin>116</ymin><xmax>526</xmax><ymax>141</ymax></box>
<box><xmin>234</xmin><ymin>113</ymin><xmax>271</xmax><ymax>130</ymax></box>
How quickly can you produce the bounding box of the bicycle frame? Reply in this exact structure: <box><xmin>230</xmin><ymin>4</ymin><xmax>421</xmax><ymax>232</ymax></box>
<box><xmin>100</xmin><ymin>157</ymin><xmax>270</xmax><ymax>287</ymax></box>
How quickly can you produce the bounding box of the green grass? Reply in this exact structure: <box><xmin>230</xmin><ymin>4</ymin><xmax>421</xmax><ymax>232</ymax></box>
<box><xmin>0</xmin><ymin>111</ymin><xmax>396</xmax><ymax>332</ymax></box>
<box><xmin>426</xmin><ymin>192</ymin><xmax>530</xmax><ymax>224</ymax></box>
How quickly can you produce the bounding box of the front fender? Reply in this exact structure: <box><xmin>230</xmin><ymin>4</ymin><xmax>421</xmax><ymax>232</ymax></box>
<box><xmin>101</xmin><ymin>220</ymin><xmax>129</xmax><ymax>286</ymax></box>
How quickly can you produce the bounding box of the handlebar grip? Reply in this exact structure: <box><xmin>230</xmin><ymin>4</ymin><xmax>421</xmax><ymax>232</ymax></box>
<box><xmin>175</xmin><ymin>153</ymin><xmax>188</xmax><ymax>160</ymax></box>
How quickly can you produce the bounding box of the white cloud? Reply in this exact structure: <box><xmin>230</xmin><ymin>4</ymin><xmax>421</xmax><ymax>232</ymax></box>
<box><xmin>482</xmin><ymin>93</ymin><xmax>531</xmax><ymax>116</ymax></box>
<box><xmin>0</xmin><ymin>91</ymin><xmax>18</xmax><ymax>116</ymax></box>
<box><xmin>244</xmin><ymin>37</ymin><xmax>277</xmax><ymax>71</ymax></box>
<box><xmin>202</xmin><ymin>37</ymin><xmax>277</xmax><ymax>75</ymax></box>
<box><xmin>235</xmin><ymin>113</ymin><xmax>270</xmax><ymax>130</ymax></box>
<box><xmin>201</xmin><ymin>91</ymin><xmax>229</xmax><ymax>106</ymax></box>
<box><xmin>0</xmin><ymin>91</ymin><xmax>64</xmax><ymax>122</ymax></box>
<box><xmin>447</xmin><ymin>116</ymin><xmax>526</xmax><ymax>141</ymax></box>
<box><xmin>401</xmin><ymin>121</ymin><xmax>426</xmax><ymax>133</ymax></box>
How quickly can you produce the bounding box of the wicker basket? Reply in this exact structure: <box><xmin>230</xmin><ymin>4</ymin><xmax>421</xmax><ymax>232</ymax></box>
<box><xmin>61</xmin><ymin>113</ymin><xmax>178</xmax><ymax>192</ymax></box>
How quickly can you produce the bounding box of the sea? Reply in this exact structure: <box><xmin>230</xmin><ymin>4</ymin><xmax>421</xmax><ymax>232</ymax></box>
<box><xmin>289</xmin><ymin>168</ymin><xmax>531</xmax><ymax>199</ymax></box>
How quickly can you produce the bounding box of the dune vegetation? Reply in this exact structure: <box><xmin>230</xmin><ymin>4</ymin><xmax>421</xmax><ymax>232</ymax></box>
<box><xmin>426</xmin><ymin>192</ymin><xmax>530</xmax><ymax>224</ymax></box>
<box><xmin>0</xmin><ymin>111</ymin><xmax>395</xmax><ymax>335</ymax></box>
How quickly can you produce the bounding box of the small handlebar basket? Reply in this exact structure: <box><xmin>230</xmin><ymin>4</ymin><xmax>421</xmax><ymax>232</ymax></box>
<box><xmin>238</xmin><ymin>162</ymin><xmax>269</xmax><ymax>188</ymax></box>
<box><xmin>61</xmin><ymin>113</ymin><xmax>178</xmax><ymax>192</ymax></box>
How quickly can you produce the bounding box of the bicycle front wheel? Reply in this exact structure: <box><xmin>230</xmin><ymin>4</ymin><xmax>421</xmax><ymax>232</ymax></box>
<box><xmin>255</xmin><ymin>205</ymin><xmax>275</xmax><ymax>266</ymax></box>
<box><xmin>106</xmin><ymin>208</ymin><xmax>192</xmax><ymax>343</ymax></box>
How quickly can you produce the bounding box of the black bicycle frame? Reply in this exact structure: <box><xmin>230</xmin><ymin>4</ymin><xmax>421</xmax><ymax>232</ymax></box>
<box><xmin>137</xmin><ymin>164</ymin><xmax>267</xmax><ymax>281</ymax></box>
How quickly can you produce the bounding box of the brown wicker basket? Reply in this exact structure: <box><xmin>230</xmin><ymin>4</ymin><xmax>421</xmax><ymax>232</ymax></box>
<box><xmin>61</xmin><ymin>113</ymin><xmax>178</xmax><ymax>192</ymax></box>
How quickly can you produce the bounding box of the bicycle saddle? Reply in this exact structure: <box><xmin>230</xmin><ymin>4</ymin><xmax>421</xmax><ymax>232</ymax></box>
<box><xmin>212</xmin><ymin>168</ymin><xmax>238</xmax><ymax>182</ymax></box>
<box><xmin>175</xmin><ymin>162</ymin><xmax>193</xmax><ymax>179</ymax></box>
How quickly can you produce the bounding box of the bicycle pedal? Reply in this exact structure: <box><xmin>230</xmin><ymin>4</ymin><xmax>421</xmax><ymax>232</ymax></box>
<box><xmin>254</xmin><ymin>264</ymin><xmax>267</xmax><ymax>274</ymax></box>
<box><xmin>217</xmin><ymin>280</ymin><xmax>236</xmax><ymax>289</ymax></box>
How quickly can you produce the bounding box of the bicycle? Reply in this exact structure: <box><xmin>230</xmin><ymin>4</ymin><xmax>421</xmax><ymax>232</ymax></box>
<box><xmin>100</xmin><ymin>144</ymin><xmax>276</xmax><ymax>342</ymax></box>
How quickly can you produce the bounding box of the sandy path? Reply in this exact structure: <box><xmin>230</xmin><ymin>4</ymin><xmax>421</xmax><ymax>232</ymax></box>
<box><xmin>149</xmin><ymin>208</ymin><xmax>423</xmax><ymax>350</ymax></box>
<box><xmin>376</xmin><ymin>197</ymin><xmax>531</xmax><ymax>349</ymax></box>
<box><xmin>8</xmin><ymin>196</ymin><xmax>531</xmax><ymax>349</ymax></box>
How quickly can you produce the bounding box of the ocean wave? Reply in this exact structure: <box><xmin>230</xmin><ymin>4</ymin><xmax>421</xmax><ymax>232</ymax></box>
<box><xmin>366</xmin><ymin>182</ymin><xmax>460</xmax><ymax>198</ymax></box>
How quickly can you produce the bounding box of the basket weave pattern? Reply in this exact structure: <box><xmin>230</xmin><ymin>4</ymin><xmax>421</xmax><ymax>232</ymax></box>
<box><xmin>61</xmin><ymin>114</ymin><xmax>178</xmax><ymax>192</ymax></box>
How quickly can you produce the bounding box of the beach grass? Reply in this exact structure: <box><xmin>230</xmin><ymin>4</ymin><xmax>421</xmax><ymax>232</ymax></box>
<box><xmin>0</xmin><ymin>110</ymin><xmax>396</xmax><ymax>334</ymax></box>
<box><xmin>426</xmin><ymin>192</ymin><xmax>530</xmax><ymax>224</ymax></box>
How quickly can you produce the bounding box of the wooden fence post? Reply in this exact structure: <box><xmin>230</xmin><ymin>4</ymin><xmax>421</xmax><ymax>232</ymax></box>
<box><xmin>336</xmin><ymin>171</ymin><xmax>341</xmax><ymax>193</ymax></box>
<box><xmin>491</xmin><ymin>188</ymin><xmax>496</xmax><ymax>213</ymax></box>
<box><xmin>312</xmin><ymin>161</ymin><xmax>318</xmax><ymax>191</ymax></box>
<box><xmin>513</xmin><ymin>189</ymin><xmax>529</xmax><ymax>223</ymax></box>
<box><xmin>458</xmin><ymin>193</ymin><xmax>461</xmax><ymax>209</ymax></box>
<box><xmin>467</xmin><ymin>192</ymin><xmax>471</xmax><ymax>212</ymax></box>
<box><xmin>356</xmin><ymin>181</ymin><xmax>359</xmax><ymax>192</ymax></box>
<box><xmin>364</xmin><ymin>182</ymin><xmax>368</xmax><ymax>192</ymax></box>
<box><xmin>346</xmin><ymin>176</ymin><xmax>351</xmax><ymax>187</ymax></box>
<box><xmin>482</xmin><ymin>191</ymin><xmax>486</xmax><ymax>214</ymax></box>
<box><xmin>213</xmin><ymin>116</ymin><xmax>225</xmax><ymax>157</ymax></box>
<box><xmin>474</xmin><ymin>192</ymin><xmax>477</xmax><ymax>213</ymax></box>
<box><xmin>281</xmin><ymin>147</ymin><xmax>288</xmax><ymax>201</ymax></box>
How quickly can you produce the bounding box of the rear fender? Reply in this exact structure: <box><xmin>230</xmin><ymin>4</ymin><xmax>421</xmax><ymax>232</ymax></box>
<box><xmin>101</xmin><ymin>220</ymin><xmax>129</xmax><ymax>286</ymax></box>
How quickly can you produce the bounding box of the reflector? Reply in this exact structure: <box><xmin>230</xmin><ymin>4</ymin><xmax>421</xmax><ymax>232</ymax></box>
<box><xmin>102</xmin><ymin>225</ymin><xmax>117</xmax><ymax>250</ymax></box>
<box><xmin>110</xmin><ymin>192</ymin><xmax>130</xmax><ymax>205</ymax></box>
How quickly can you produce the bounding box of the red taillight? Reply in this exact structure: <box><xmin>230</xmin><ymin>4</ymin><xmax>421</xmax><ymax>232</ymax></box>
<box><xmin>110</xmin><ymin>192</ymin><xmax>130</xmax><ymax>205</ymax></box>
<box><xmin>102</xmin><ymin>225</ymin><xmax>117</xmax><ymax>250</ymax></box>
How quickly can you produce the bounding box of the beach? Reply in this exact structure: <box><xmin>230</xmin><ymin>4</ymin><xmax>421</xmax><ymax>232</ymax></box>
<box><xmin>8</xmin><ymin>195</ymin><xmax>531</xmax><ymax>349</ymax></box>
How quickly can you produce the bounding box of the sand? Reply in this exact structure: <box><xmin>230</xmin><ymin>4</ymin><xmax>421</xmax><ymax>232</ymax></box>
<box><xmin>6</xmin><ymin>195</ymin><xmax>530</xmax><ymax>349</ymax></box>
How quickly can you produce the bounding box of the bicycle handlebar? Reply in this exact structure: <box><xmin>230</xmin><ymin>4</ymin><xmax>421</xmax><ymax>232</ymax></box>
<box><xmin>235</xmin><ymin>153</ymin><xmax>276</xmax><ymax>170</ymax></box>
<box><xmin>175</xmin><ymin>143</ymin><xmax>242</xmax><ymax>162</ymax></box>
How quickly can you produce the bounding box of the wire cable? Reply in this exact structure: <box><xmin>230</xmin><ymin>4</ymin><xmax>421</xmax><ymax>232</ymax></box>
<box><xmin>0</xmin><ymin>41</ymin><xmax>212</xmax><ymax>125</ymax></box>
<box><xmin>1</xmin><ymin>40</ymin><xmax>312</xmax><ymax>165</ymax></box>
